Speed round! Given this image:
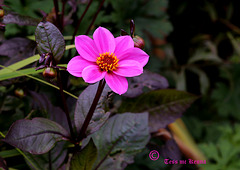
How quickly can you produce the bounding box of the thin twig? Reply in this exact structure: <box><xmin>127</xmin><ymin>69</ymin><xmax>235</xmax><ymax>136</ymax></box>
<box><xmin>53</xmin><ymin>0</ymin><xmax>61</xmax><ymax>30</ymax></box>
<box><xmin>61</xmin><ymin>0</ymin><xmax>67</xmax><ymax>31</ymax></box>
<box><xmin>48</xmin><ymin>150</ymin><xmax>52</xmax><ymax>170</ymax></box>
<box><xmin>67</xmin><ymin>0</ymin><xmax>94</xmax><ymax>71</ymax></box>
<box><xmin>73</xmin><ymin>0</ymin><xmax>105</xmax><ymax>56</ymax></box>
<box><xmin>71</xmin><ymin>0</ymin><xmax>94</xmax><ymax>44</ymax></box>
<box><xmin>85</xmin><ymin>0</ymin><xmax>106</xmax><ymax>35</ymax></box>
<box><xmin>57</xmin><ymin>70</ymin><xmax>75</xmax><ymax>140</ymax></box>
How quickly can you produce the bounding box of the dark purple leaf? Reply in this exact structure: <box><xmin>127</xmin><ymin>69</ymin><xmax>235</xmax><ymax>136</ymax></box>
<box><xmin>25</xmin><ymin>141</ymin><xmax>68</xmax><ymax>170</ymax></box>
<box><xmin>70</xmin><ymin>139</ymin><xmax>97</xmax><ymax>170</ymax></box>
<box><xmin>74</xmin><ymin>82</ymin><xmax>111</xmax><ymax>135</ymax></box>
<box><xmin>148</xmin><ymin>139</ymin><xmax>182</xmax><ymax>160</ymax></box>
<box><xmin>29</xmin><ymin>91</ymin><xmax>69</xmax><ymax>131</ymax></box>
<box><xmin>124</xmin><ymin>70</ymin><xmax>169</xmax><ymax>98</ymax></box>
<box><xmin>120</xmin><ymin>89</ymin><xmax>198</xmax><ymax>132</ymax></box>
<box><xmin>90</xmin><ymin>112</ymin><xmax>150</xmax><ymax>169</ymax></box>
<box><xmin>160</xmin><ymin>139</ymin><xmax>181</xmax><ymax>160</ymax></box>
<box><xmin>35</xmin><ymin>21</ymin><xmax>65</xmax><ymax>61</ymax></box>
<box><xmin>2</xmin><ymin>118</ymin><xmax>69</xmax><ymax>154</ymax></box>
<box><xmin>3</xmin><ymin>10</ymin><xmax>40</xmax><ymax>26</ymax></box>
<box><xmin>0</xmin><ymin>38</ymin><xmax>36</xmax><ymax>66</ymax></box>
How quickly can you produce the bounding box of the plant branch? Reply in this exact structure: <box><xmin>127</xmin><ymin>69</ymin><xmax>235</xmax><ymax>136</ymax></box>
<box><xmin>67</xmin><ymin>0</ymin><xmax>94</xmax><ymax>72</ymax></box>
<box><xmin>57</xmin><ymin>70</ymin><xmax>75</xmax><ymax>140</ymax></box>
<box><xmin>85</xmin><ymin>0</ymin><xmax>105</xmax><ymax>35</ymax></box>
<box><xmin>77</xmin><ymin>79</ymin><xmax>106</xmax><ymax>142</ymax></box>
<box><xmin>61</xmin><ymin>0</ymin><xmax>67</xmax><ymax>31</ymax></box>
<box><xmin>48</xmin><ymin>150</ymin><xmax>52</xmax><ymax>170</ymax></box>
<box><xmin>53</xmin><ymin>0</ymin><xmax>61</xmax><ymax>31</ymax></box>
<box><xmin>71</xmin><ymin>0</ymin><xmax>93</xmax><ymax>44</ymax></box>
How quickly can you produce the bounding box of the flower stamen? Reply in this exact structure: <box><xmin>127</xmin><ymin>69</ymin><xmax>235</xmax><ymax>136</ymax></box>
<box><xmin>96</xmin><ymin>52</ymin><xmax>119</xmax><ymax>72</ymax></box>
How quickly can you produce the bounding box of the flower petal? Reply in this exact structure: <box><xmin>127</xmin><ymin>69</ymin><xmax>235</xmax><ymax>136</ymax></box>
<box><xmin>105</xmin><ymin>73</ymin><xmax>128</xmax><ymax>95</ymax></box>
<box><xmin>75</xmin><ymin>35</ymin><xmax>99</xmax><ymax>62</ymax></box>
<box><xmin>118</xmin><ymin>47</ymin><xmax>149</xmax><ymax>67</ymax></box>
<box><xmin>93</xmin><ymin>27</ymin><xmax>115</xmax><ymax>54</ymax></box>
<box><xmin>113</xmin><ymin>60</ymin><xmax>143</xmax><ymax>77</ymax></box>
<box><xmin>82</xmin><ymin>65</ymin><xmax>106</xmax><ymax>83</ymax></box>
<box><xmin>114</xmin><ymin>35</ymin><xmax>134</xmax><ymax>57</ymax></box>
<box><xmin>67</xmin><ymin>56</ymin><xmax>93</xmax><ymax>77</ymax></box>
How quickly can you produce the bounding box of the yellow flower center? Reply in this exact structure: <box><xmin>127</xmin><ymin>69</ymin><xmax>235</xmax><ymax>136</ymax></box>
<box><xmin>96</xmin><ymin>52</ymin><xmax>119</xmax><ymax>72</ymax></box>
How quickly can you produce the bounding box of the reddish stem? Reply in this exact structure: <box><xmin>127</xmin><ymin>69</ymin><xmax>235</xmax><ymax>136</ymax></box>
<box><xmin>85</xmin><ymin>0</ymin><xmax>106</xmax><ymax>35</ymax></box>
<box><xmin>71</xmin><ymin>0</ymin><xmax>94</xmax><ymax>44</ymax></box>
<box><xmin>53</xmin><ymin>0</ymin><xmax>61</xmax><ymax>30</ymax></box>
<box><xmin>77</xmin><ymin>80</ymin><xmax>106</xmax><ymax>142</ymax></box>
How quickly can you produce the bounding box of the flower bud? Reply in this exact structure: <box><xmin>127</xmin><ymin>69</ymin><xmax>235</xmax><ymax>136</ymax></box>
<box><xmin>130</xmin><ymin>19</ymin><xmax>135</xmax><ymax>37</ymax></box>
<box><xmin>43</xmin><ymin>67</ymin><xmax>57</xmax><ymax>79</ymax></box>
<box><xmin>39</xmin><ymin>53</ymin><xmax>46</xmax><ymax>63</ymax></box>
<box><xmin>133</xmin><ymin>35</ymin><xmax>145</xmax><ymax>49</ymax></box>
<box><xmin>14</xmin><ymin>88</ymin><xmax>25</xmax><ymax>98</ymax></box>
<box><xmin>0</xmin><ymin>7</ymin><xmax>4</xmax><ymax>18</ymax></box>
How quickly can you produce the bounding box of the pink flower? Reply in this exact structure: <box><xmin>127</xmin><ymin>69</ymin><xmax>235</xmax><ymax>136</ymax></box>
<box><xmin>67</xmin><ymin>27</ymin><xmax>149</xmax><ymax>95</ymax></box>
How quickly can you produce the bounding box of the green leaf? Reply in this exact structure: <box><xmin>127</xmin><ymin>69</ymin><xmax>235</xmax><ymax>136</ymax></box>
<box><xmin>187</xmin><ymin>67</ymin><xmax>210</xmax><ymax>94</ymax></box>
<box><xmin>211</xmin><ymin>64</ymin><xmax>240</xmax><ymax>120</ymax></box>
<box><xmin>0</xmin><ymin>64</ymin><xmax>67</xmax><ymax>81</ymax></box>
<box><xmin>74</xmin><ymin>83</ymin><xmax>111</xmax><ymax>135</ymax></box>
<box><xmin>0</xmin><ymin>43</ymin><xmax>73</xmax><ymax>75</ymax></box>
<box><xmin>3</xmin><ymin>0</ymin><xmax>53</xmax><ymax>19</ymax></box>
<box><xmin>0</xmin><ymin>150</ymin><xmax>20</xmax><ymax>158</ymax></box>
<box><xmin>0</xmin><ymin>68</ymin><xmax>42</xmax><ymax>81</ymax></box>
<box><xmin>173</xmin><ymin>68</ymin><xmax>186</xmax><ymax>91</ymax></box>
<box><xmin>0</xmin><ymin>55</ymin><xmax>39</xmax><ymax>75</ymax></box>
<box><xmin>2</xmin><ymin>118</ymin><xmax>69</xmax><ymax>154</ymax></box>
<box><xmin>199</xmin><ymin>123</ymin><xmax>240</xmax><ymax>169</ymax></box>
<box><xmin>187</xmin><ymin>41</ymin><xmax>222</xmax><ymax>64</ymax></box>
<box><xmin>70</xmin><ymin>139</ymin><xmax>97</xmax><ymax>170</ymax></box>
<box><xmin>109</xmin><ymin>0</ymin><xmax>172</xmax><ymax>41</ymax></box>
<box><xmin>0</xmin><ymin>64</ymin><xmax>78</xmax><ymax>100</ymax></box>
<box><xmin>119</xmin><ymin>89</ymin><xmax>198</xmax><ymax>132</ymax></box>
<box><xmin>227</xmin><ymin>32</ymin><xmax>240</xmax><ymax>57</ymax></box>
<box><xmin>91</xmin><ymin>112</ymin><xmax>150</xmax><ymax>170</ymax></box>
<box><xmin>35</xmin><ymin>21</ymin><xmax>65</xmax><ymax>61</ymax></box>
